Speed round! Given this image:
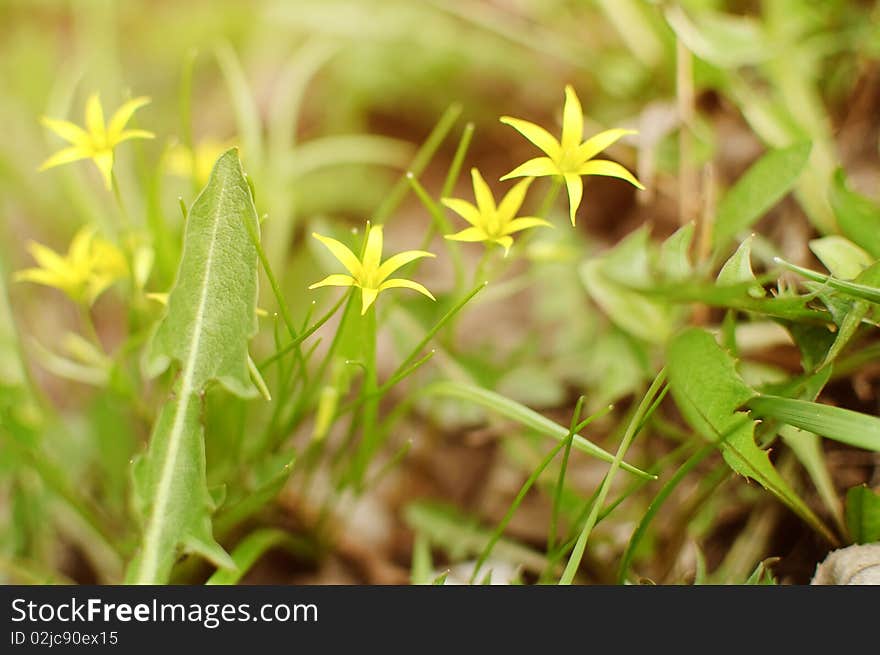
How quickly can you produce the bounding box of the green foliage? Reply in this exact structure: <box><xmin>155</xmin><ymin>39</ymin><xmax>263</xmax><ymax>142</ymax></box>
<box><xmin>667</xmin><ymin>329</ymin><xmax>833</xmax><ymax>542</ymax></box>
<box><xmin>127</xmin><ymin>149</ymin><xmax>260</xmax><ymax>584</ymax></box>
<box><xmin>424</xmin><ymin>380</ymin><xmax>651</xmax><ymax>478</ymax></box>
<box><xmin>3</xmin><ymin>0</ymin><xmax>878</xmax><ymax>588</ymax></box>
<box><xmin>845</xmin><ymin>486</ymin><xmax>880</xmax><ymax>544</ymax></box>
<box><xmin>830</xmin><ymin>169</ymin><xmax>880</xmax><ymax>259</ymax></box>
<box><xmin>712</xmin><ymin>142</ymin><xmax>812</xmax><ymax>249</ymax></box>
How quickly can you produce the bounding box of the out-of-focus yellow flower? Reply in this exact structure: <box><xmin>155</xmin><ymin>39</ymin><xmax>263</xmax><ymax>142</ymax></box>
<box><xmin>15</xmin><ymin>226</ymin><xmax>127</xmax><ymax>305</ymax></box>
<box><xmin>500</xmin><ymin>85</ymin><xmax>643</xmax><ymax>225</ymax></box>
<box><xmin>165</xmin><ymin>139</ymin><xmax>235</xmax><ymax>186</ymax></box>
<box><xmin>309</xmin><ymin>223</ymin><xmax>435</xmax><ymax>315</ymax></box>
<box><xmin>442</xmin><ymin>168</ymin><xmax>551</xmax><ymax>255</ymax></box>
<box><xmin>39</xmin><ymin>93</ymin><xmax>154</xmax><ymax>189</ymax></box>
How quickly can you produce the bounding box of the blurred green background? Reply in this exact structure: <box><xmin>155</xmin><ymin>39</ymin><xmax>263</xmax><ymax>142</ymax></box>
<box><xmin>2</xmin><ymin>0</ymin><xmax>879</xmax><ymax>584</ymax></box>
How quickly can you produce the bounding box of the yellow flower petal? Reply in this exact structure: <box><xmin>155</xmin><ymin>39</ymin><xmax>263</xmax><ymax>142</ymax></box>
<box><xmin>312</xmin><ymin>232</ymin><xmax>363</xmax><ymax>278</ymax></box>
<box><xmin>376</xmin><ymin>250</ymin><xmax>435</xmax><ymax>283</ymax></box>
<box><xmin>308</xmin><ymin>274</ymin><xmax>356</xmax><ymax>289</ymax></box>
<box><xmin>496</xmin><ymin>177</ymin><xmax>533</xmax><ymax>223</ymax></box>
<box><xmin>502</xmin><ymin>217</ymin><xmax>553</xmax><ymax>236</ymax></box>
<box><xmin>39</xmin><ymin>146</ymin><xmax>89</xmax><ymax>171</ymax></box>
<box><xmin>563</xmin><ymin>173</ymin><xmax>583</xmax><ymax>226</ymax></box>
<box><xmin>576</xmin><ymin>128</ymin><xmax>637</xmax><ymax>163</ymax></box>
<box><xmin>14</xmin><ymin>267</ymin><xmax>66</xmax><ymax>289</ymax></box>
<box><xmin>108</xmin><ymin>97</ymin><xmax>151</xmax><ymax>140</ymax></box>
<box><xmin>500</xmin><ymin>156</ymin><xmax>558</xmax><ymax>181</ymax></box>
<box><xmin>26</xmin><ymin>241</ymin><xmax>68</xmax><ymax>274</ymax></box>
<box><xmin>115</xmin><ymin>129</ymin><xmax>155</xmax><ymax>144</ymax></box>
<box><xmin>85</xmin><ymin>94</ymin><xmax>106</xmax><ymax>145</ymax></box>
<box><xmin>40</xmin><ymin>118</ymin><xmax>89</xmax><ymax>146</ymax></box>
<box><xmin>69</xmin><ymin>227</ymin><xmax>96</xmax><ymax>264</ymax></box>
<box><xmin>92</xmin><ymin>150</ymin><xmax>114</xmax><ymax>189</ymax></box>
<box><xmin>441</xmin><ymin>198</ymin><xmax>481</xmax><ymax>227</ymax></box>
<box><xmin>499</xmin><ymin>117</ymin><xmax>560</xmax><ymax>159</ymax></box>
<box><xmin>494</xmin><ymin>235</ymin><xmax>514</xmax><ymax>256</ymax></box>
<box><xmin>560</xmin><ymin>85</ymin><xmax>584</xmax><ymax>152</ymax></box>
<box><xmin>360</xmin><ymin>287</ymin><xmax>379</xmax><ymax>314</ymax></box>
<box><xmin>362</xmin><ymin>224</ymin><xmax>384</xmax><ymax>275</ymax></box>
<box><xmin>445</xmin><ymin>227</ymin><xmax>489</xmax><ymax>242</ymax></box>
<box><xmin>378</xmin><ymin>278</ymin><xmax>436</xmax><ymax>301</ymax></box>
<box><xmin>579</xmin><ymin>160</ymin><xmax>645</xmax><ymax>189</ymax></box>
<box><xmin>470</xmin><ymin>168</ymin><xmax>496</xmax><ymax>217</ymax></box>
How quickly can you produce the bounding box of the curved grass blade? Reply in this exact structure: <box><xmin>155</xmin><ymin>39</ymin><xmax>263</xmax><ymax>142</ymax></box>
<box><xmin>748</xmin><ymin>395</ymin><xmax>880</xmax><ymax>453</ymax></box>
<box><xmin>424</xmin><ymin>381</ymin><xmax>653</xmax><ymax>479</ymax></box>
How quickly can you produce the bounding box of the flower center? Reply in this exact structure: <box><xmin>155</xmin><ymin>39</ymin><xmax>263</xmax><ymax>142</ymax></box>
<box><xmin>555</xmin><ymin>146</ymin><xmax>584</xmax><ymax>173</ymax></box>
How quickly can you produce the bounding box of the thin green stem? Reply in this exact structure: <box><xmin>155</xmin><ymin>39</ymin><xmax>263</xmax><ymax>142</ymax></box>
<box><xmin>559</xmin><ymin>369</ymin><xmax>667</xmax><ymax>584</ymax></box>
<box><xmin>441</xmin><ymin>122</ymin><xmax>475</xmax><ymax>198</ymax></box>
<box><xmin>373</xmin><ymin>103</ymin><xmax>462</xmax><ymax>224</ymax></box>
<box><xmin>110</xmin><ymin>169</ymin><xmax>132</xmax><ymax>232</ymax></box>
<box><xmin>469</xmin><ymin>398</ymin><xmax>593</xmax><ymax>584</ymax></box>
<box><xmin>548</xmin><ymin>397</ymin><xmax>586</xmax><ymax>553</ymax></box>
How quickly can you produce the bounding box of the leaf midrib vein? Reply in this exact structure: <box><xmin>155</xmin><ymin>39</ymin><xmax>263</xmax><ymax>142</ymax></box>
<box><xmin>135</xmin><ymin>178</ymin><xmax>229</xmax><ymax>583</ymax></box>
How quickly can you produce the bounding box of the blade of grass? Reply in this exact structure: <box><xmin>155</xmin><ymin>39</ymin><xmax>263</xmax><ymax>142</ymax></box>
<box><xmin>471</xmin><ymin>400</ymin><xmax>612</xmax><ymax>583</ymax></box>
<box><xmin>372</xmin><ymin>103</ymin><xmax>462</xmax><ymax>224</ymax></box>
<box><xmin>748</xmin><ymin>395</ymin><xmax>880</xmax><ymax>452</ymax></box>
<box><xmin>425</xmin><ymin>381</ymin><xmax>653</xmax><ymax>479</ymax></box>
<box><xmin>617</xmin><ymin>444</ymin><xmax>715</xmax><ymax>583</ymax></box>
<box><xmin>560</xmin><ymin>370</ymin><xmax>667</xmax><ymax>584</ymax></box>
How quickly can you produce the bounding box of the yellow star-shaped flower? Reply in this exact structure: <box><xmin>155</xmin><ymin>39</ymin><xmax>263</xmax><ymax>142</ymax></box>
<box><xmin>309</xmin><ymin>223</ymin><xmax>435</xmax><ymax>315</ymax></box>
<box><xmin>500</xmin><ymin>85</ymin><xmax>644</xmax><ymax>225</ymax></box>
<box><xmin>15</xmin><ymin>226</ymin><xmax>128</xmax><ymax>305</ymax></box>
<box><xmin>40</xmin><ymin>93</ymin><xmax>154</xmax><ymax>189</ymax></box>
<box><xmin>442</xmin><ymin>168</ymin><xmax>551</xmax><ymax>255</ymax></box>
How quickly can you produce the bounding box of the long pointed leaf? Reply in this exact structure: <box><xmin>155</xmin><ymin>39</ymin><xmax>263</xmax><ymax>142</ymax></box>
<box><xmin>128</xmin><ymin>149</ymin><xmax>260</xmax><ymax>584</ymax></box>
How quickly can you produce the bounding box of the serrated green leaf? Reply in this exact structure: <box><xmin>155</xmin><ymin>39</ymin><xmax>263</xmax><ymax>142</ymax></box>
<box><xmin>717</xmin><ymin>236</ymin><xmax>764</xmax><ymax>297</ymax></box>
<box><xmin>206</xmin><ymin>528</ymin><xmax>313</xmax><ymax>585</ymax></box>
<box><xmin>713</xmin><ymin>142</ymin><xmax>812</xmax><ymax>249</ymax></box>
<box><xmin>820</xmin><ymin>263</ymin><xmax>880</xmax><ymax>367</ymax></box>
<box><xmin>667</xmin><ymin>329</ymin><xmax>833</xmax><ymax>542</ymax></box>
<box><xmin>127</xmin><ymin>396</ymin><xmax>234</xmax><ymax>583</ymax></box>
<box><xmin>630</xmin><ymin>278</ymin><xmax>828</xmax><ymax>323</ymax></box>
<box><xmin>127</xmin><ymin>149</ymin><xmax>261</xmax><ymax>584</ymax></box>
<box><xmin>830</xmin><ymin>169</ymin><xmax>880</xmax><ymax>259</ymax></box>
<box><xmin>845</xmin><ymin>485</ymin><xmax>880</xmax><ymax>544</ymax></box>
<box><xmin>775</xmin><ymin>258</ymin><xmax>880</xmax><ymax>305</ymax></box>
<box><xmin>143</xmin><ymin>148</ymin><xmax>260</xmax><ymax>396</ymax></box>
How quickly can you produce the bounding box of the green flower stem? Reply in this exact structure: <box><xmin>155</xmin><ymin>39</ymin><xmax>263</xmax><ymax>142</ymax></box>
<box><xmin>559</xmin><ymin>369</ymin><xmax>667</xmax><ymax>584</ymax></box>
<box><xmin>347</xmin><ymin>306</ymin><xmax>379</xmax><ymax>490</ymax></box>
<box><xmin>110</xmin><ymin>170</ymin><xmax>132</xmax><ymax>232</ymax></box>
<box><xmin>441</xmin><ymin>122</ymin><xmax>474</xmax><ymax>198</ymax></box>
<box><xmin>78</xmin><ymin>303</ymin><xmax>104</xmax><ymax>353</ymax></box>
<box><xmin>373</xmin><ymin>103</ymin><xmax>461</xmax><ymax>225</ymax></box>
<box><xmin>538</xmin><ymin>176</ymin><xmax>563</xmax><ymax>219</ymax></box>
<box><xmin>472</xmin><ymin>248</ymin><xmax>496</xmax><ymax>288</ymax></box>
<box><xmin>548</xmin><ymin>397</ymin><xmax>586</xmax><ymax>554</ymax></box>
<box><xmin>407</xmin><ymin>173</ymin><xmax>465</xmax><ymax>289</ymax></box>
